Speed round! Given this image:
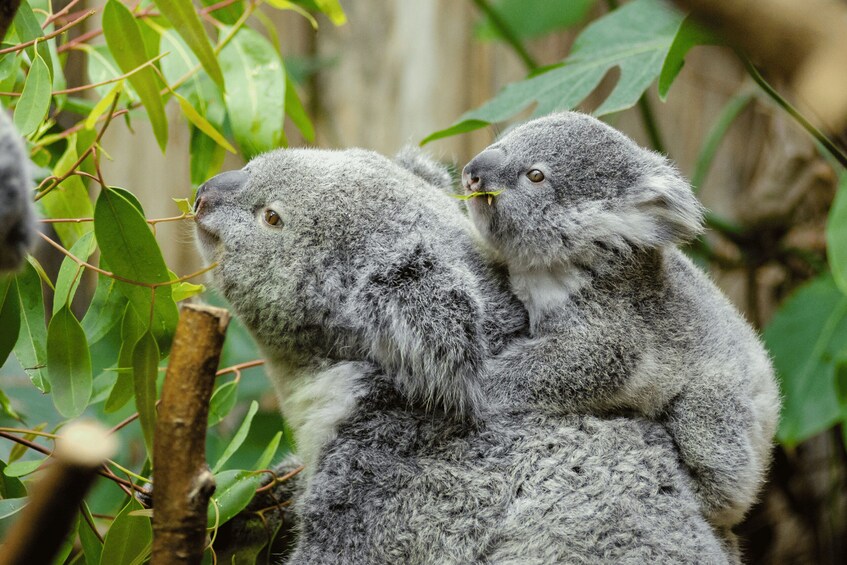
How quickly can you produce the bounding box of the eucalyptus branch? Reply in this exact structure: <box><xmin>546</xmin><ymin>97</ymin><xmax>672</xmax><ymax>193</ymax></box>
<box><xmin>0</xmin><ymin>9</ymin><xmax>94</xmax><ymax>55</ymax></box>
<box><xmin>741</xmin><ymin>53</ymin><xmax>847</xmax><ymax>169</ymax></box>
<box><xmin>35</xmin><ymin>92</ymin><xmax>122</xmax><ymax>201</ymax></box>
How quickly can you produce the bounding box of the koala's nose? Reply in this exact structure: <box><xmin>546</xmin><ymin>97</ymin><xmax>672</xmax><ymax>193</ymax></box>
<box><xmin>462</xmin><ymin>148</ymin><xmax>504</xmax><ymax>192</ymax></box>
<box><xmin>195</xmin><ymin>170</ymin><xmax>248</xmax><ymax>213</ymax></box>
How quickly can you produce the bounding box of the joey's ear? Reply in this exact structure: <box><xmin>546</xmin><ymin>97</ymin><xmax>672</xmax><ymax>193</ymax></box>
<box><xmin>632</xmin><ymin>162</ymin><xmax>705</xmax><ymax>247</ymax></box>
<box><xmin>395</xmin><ymin>146</ymin><xmax>454</xmax><ymax>192</ymax></box>
<box><xmin>353</xmin><ymin>241</ymin><xmax>485</xmax><ymax>419</ymax></box>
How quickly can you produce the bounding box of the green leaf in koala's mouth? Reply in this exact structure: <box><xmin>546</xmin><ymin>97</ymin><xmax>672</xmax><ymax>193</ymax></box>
<box><xmin>450</xmin><ymin>190</ymin><xmax>504</xmax><ymax>201</ymax></box>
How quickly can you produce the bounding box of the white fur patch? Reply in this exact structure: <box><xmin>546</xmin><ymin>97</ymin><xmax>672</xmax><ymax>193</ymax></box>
<box><xmin>510</xmin><ymin>263</ymin><xmax>588</xmax><ymax>330</ymax></box>
<box><xmin>268</xmin><ymin>360</ymin><xmax>369</xmax><ymax>475</ymax></box>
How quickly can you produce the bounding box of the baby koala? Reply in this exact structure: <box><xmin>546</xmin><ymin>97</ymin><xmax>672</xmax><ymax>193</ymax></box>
<box><xmin>461</xmin><ymin>112</ymin><xmax>780</xmax><ymax>528</ymax></box>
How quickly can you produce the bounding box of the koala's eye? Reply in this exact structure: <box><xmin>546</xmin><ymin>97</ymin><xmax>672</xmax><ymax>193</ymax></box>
<box><xmin>263</xmin><ymin>208</ymin><xmax>283</xmax><ymax>227</ymax></box>
<box><xmin>526</xmin><ymin>169</ymin><xmax>545</xmax><ymax>183</ymax></box>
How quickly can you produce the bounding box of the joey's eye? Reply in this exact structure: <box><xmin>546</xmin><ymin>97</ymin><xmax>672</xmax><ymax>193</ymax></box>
<box><xmin>263</xmin><ymin>208</ymin><xmax>283</xmax><ymax>227</ymax></box>
<box><xmin>526</xmin><ymin>169</ymin><xmax>545</xmax><ymax>183</ymax></box>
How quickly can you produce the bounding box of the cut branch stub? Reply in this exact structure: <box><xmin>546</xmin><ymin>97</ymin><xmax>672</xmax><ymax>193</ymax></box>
<box><xmin>152</xmin><ymin>304</ymin><xmax>230</xmax><ymax>565</ymax></box>
<box><xmin>0</xmin><ymin>421</ymin><xmax>117</xmax><ymax>565</ymax></box>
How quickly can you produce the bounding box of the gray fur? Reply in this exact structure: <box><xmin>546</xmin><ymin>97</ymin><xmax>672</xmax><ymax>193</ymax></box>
<box><xmin>461</xmin><ymin>111</ymin><xmax>781</xmax><ymax>527</ymax></box>
<box><xmin>394</xmin><ymin>145</ymin><xmax>454</xmax><ymax>192</ymax></box>
<box><xmin>0</xmin><ymin>109</ymin><xmax>36</xmax><ymax>271</ymax></box>
<box><xmin>194</xmin><ymin>146</ymin><xmax>733</xmax><ymax>563</ymax></box>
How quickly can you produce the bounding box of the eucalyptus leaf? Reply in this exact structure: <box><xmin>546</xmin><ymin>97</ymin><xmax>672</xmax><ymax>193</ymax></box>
<box><xmin>40</xmin><ymin>134</ymin><xmax>94</xmax><ymax>249</ymax></box>
<box><xmin>207</xmin><ymin>469</ymin><xmax>263</xmax><ymax>528</ymax></box>
<box><xmin>102</xmin><ymin>0</ymin><xmax>168</xmax><ymax>151</ymax></box>
<box><xmin>153</xmin><ymin>0</ymin><xmax>224</xmax><ymax>89</ymax></box>
<box><xmin>220</xmin><ymin>27</ymin><xmax>286</xmax><ymax>158</ymax></box>
<box><xmin>208</xmin><ymin>380</ymin><xmax>239</xmax><ymax>427</ymax></box>
<box><xmin>213</xmin><ymin>400</ymin><xmax>259</xmax><ymax>473</ymax></box>
<box><xmin>764</xmin><ymin>275</ymin><xmax>847</xmax><ymax>446</ymax></box>
<box><xmin>0</xmin><ymin>275</ymin><xmax>21</xmax><ymax>367</ymax></box>
<box><xmin>47</xmin><ymin>305</ymin><xmax>93</xmax><ymax>418</ymax></box>
<box><xmin>100</xmin><ymin>497</ymin><xmax>152</xmax><ymax>565</ymax></box>
<box><xmin>12</xmin><ymin>262</ymin><xmax>49</xmax><ymax>392</ymax></box>
<box><xmin>81</xmin><ymin>260</ymin><xmax>129</xmax><ymax>346</ymax></box>
<box><xmin>827</xmin><ymin>174</ymin><xmax>847</xmax><ymax>295</ymax></box>
<box><xmin>13</xmin><ymin>53</ymin><xmax>52</xmax><ymax>136</ymax></box>
<box><xmin>0</xmin><ymin>497</ymin><xmax>27</xmax><ymax>520</ymax></box>
<box><xmin>475</xmin><ymin>0</ymin><xmax>595</xmax><ymax>41</ymax></box>
<box><xmin>52</xmin><ymin>231</ymin><xmax>97</xmax><ymax>312</ymax></box>
<box><xmin>133</xmin><ymin>330</ymin><xmax>159</xmax><ymax>460</ymax></box>
<box><xmin>94</xmin><ymin>187</ymin><xmax>178</xmax><ymax>356</ymax></box>
<box><xmin>105</xmin><ymin>303</ymin><xmax>144</xmax><ymax>413</ymax></box>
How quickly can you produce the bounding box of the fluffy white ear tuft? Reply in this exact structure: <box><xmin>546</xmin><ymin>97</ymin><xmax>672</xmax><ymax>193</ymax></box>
<box><xmin>631</xmin><ymin>165</ymin><xmax>705</xmax><ymax>248</ymax></box>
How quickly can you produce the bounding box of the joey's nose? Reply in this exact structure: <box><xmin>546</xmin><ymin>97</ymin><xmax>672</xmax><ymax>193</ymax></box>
<box><xmin>462</xmin><ymin>148</ymin><xmax>504</xmax><ymax>192</ymax></box>
<box><xmin>195</xmin><ymin>169</ymin><xmax>248</xmax><ymax>213</ymax></box>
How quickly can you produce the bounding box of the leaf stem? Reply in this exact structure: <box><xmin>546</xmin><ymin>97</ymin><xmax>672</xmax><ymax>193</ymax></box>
<box><xmin>740</xmin><ymin>53</ymin><xmax>847</xmax><ymax>170</ymax></box>
<box><xmin>469</xmin><ymin>0</ymin><xmax>538</xmax><ymax>70</ymax></box>
<box><xmin>0</xmin><ymin>9</ymin><xmax>94</xmax><ymax>55</ymax></box>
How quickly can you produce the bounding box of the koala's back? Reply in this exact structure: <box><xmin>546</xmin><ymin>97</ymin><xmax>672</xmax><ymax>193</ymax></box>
<box><xmin>287</xmin><ymin>375</ymin><xmax>730</xmax><ymax>565</ymax></box>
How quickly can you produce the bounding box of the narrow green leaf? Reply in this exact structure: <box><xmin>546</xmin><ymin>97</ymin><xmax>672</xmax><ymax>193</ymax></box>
<box><xmin>40</xmin><ymin>134</ymin><xmax>94</xmax><ymax>249</ymax></box>
<box><xmin>79</xmin><ymin>502</ymin><xmax>103</xmax><ymax>565</ymax></box>
<box><xmin>284</xmin><ymin>72</ymin><xmax>315</xmax><ymax>142</ymax></box>
<box><xmin>132</xmin><ymin>330</ymin><xmax>159</xmax><ymax>460</ymax></box>
<box><xmin>174</xmin><ymin>91</ymin><xmax>236</xmax><ymax>153</ymax></box>
<box><xmin>255</xmin><ymin>431</ymin><xmax>283</xmax><ymax>470</ymax></box>
<box><xmin>266</xmin><ymin>0</ymin><xmax>318</xmax><ymax>28</ymax></box>
<box><xmin>827</xmin><ymin>174</ymin><xmax>847</xmax><ymax>295</ymax></box>
<box><xmin>190</xmin><ymin>125</ymin><xmax>226</xmax><ymax>187</ymax></box>
<box><xmin>13</xmin><ymin>262</ymin><xmax>49</xmax><ymax>392</ymax></box>
<box><xmin>207</xmin><ymin>470</ymin><xmax>262</xmax><ymax>528</ymax></box>
<box><xmin>105</xmin><ymin>303</ymin><xmax>144</xmax><ymax>413</ymax></box>
<box><xmin>314</xmin><ymin>0</ymin><xmax>347</xmax><ymax>25</ymax></box>
<box><xmin>153</xmin><ymin>0</ymin><xmax>224</xmax><ymax>89</ymax></box>
<box><xmin>424</xmin><ymin>0</ymin><xmax>684</xmax><ymax>141</ymax></box>
<box><xmin>0</xmin><ymin>275</ymin><xmax>21</xmax><ymax>367</ymax></box>
<box><xmin>658</xmin><ymin>16</ymin><xmax>721</xmax><ymax>100</ymax></box>
<box><xmin>220</xmin><ymin>27</ymin><xmax>286</xmax><ymax>158</ymax></box>
<box><xmin>52</xmin><ymin>231</ymin><xmax>97</xmax><ymax>313</ymax></box>
<box><xmin>48</xmin><ymin>305</ymin><xmax>93</xmax><ymax>418</ymax></box>
<box><xmin>102</xmin><ymin>0</ymin><xmax>168</xmax><ymax>151</ymax></box>
<box><xmin>207</xmin><ymin>380</ymin><xmax>239</xmax><ymax>427</ymax></box>
<box><xmin>0</xmin><ymin>497</ymin><xmax>27</xmax><ymax>520</ymax></box>
<box><xmin>85</xmin><ymin>81</ymin><xmax>124</xmax><ymax>130</ymax></box>
<box><xmin>100</xmin><ymin>497</ymin><xmax>152</xmax><ymax>565</ymax></box>
<box><xmin>0</xmin><ymin>460</ymin><xmax>27</xmax><ymax>498</ymax></box>
<box><xmin>172</xmin><ymin>198</ymin><xmax>193</xmax><ymax>215</ymax></box>
<box><xmin>11</xmin><ymin>1</ymin><xmax>53</xmax><ymax>79</ymax></box>
<box><xmin>82</xmin><ymin>261</ymin><xmax>129</xmax><ymax>346</ymax></box>
<box><xmin>172</xmin><ymin>281</ymin><xmax>205</xmax><ymax>303</ymax></box>
<box><xmin>13</xmin><ymin>53</ymin><xmax>52</xmax><ymax>136</ymax></box>
<box><xmin>0</xmin><ymin>389</ymin><xmax>22</xmax><ymax>421</ymax></box>
<box><xmin>764</xmin><ymin>275</ymin><xmax>847</xmax><ymax>445</ymax></box>
<box><xmin>450</xmin><ymin>190</ymin><xmax>504</xmax><ymax>201</ymax></box>
<box><xmin>94</xmin><ymin>187</ymin><xmax>178</xmax><ymax>356</ymax></box>
<box><xmin>3</xmin><ymin>458</ymin><xmax>43</xmax><ymax>478</ymax></box>
<box><xmin>212</xmin><ymin>400</ymin><xmax>259</xmax><ymax>473</ymax></box>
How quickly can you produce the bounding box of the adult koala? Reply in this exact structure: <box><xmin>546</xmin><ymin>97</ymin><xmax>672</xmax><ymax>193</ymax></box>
<box><xmin>195</xmin><ymin>148</ymin><xmax>733</xmax><ymax>563</ymax></box>
<box><xmin>0</xmin><ymin>110</ymin><xmax>36</xmax><ymax>271</ymax></box>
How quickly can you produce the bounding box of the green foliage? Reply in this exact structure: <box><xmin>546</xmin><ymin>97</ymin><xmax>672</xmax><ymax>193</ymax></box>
<box><xmin>0</xmin><ymin>1</ymin><xmax>342</xmax><ymax>562</ymax></box>
<box><xmin>424</xmin><ymin>0</ymin><xmax>686</xmax><ymax>144</ymax></box>
<box><xmin>475</xmin><ymin>0</ymin><xmax>595</xmax><ymax>41</ymax></box>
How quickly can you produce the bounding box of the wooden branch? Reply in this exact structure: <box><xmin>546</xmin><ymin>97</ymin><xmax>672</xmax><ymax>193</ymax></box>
<box><xmin>0</xmin><ymin>1</ymin><xmax>21</xmax><ymax>43</ymax></box>
<box><xmin>152</xmin><ymin>304</ymin><xmax>230</xmax><ymax>565</ymax></box>
<box><xmin>673</xmin><ymin>0</ymin><xmax>847</xmax><ymax>133</ymax></box>
<box><xmin>0</xmin><ymin>422</ymin><xmax>117</xmax><ymax>565</ymax></box>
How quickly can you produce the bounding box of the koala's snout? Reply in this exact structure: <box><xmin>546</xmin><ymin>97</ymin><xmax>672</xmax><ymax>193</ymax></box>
<box><xmin>462</xmin><ymin>148</ymin><xmax>504</xmax><ymax>192</ymax></box>
<box><xmin>195</xmin><ymin>169</ymin><xmax>248</xmax><ymax>215</ymax></box>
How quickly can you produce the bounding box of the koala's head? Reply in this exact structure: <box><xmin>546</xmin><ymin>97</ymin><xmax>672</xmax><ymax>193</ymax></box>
<box><xmin>195</xmin><ymin>147</ymin><xmax>525</xmax><ymax>418</ymax></box>
<box><xmin>461</xmin><ymin>112</ymin><xmax>704</xmax><ymax>271</ymax></box>
<box><xmin>0</xmin><ymin>110</ymin><xmax>36</xmax><ymax>271</ymax></box>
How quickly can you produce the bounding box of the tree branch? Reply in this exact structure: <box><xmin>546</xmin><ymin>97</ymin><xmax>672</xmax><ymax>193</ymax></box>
<box><xmin>151</xmin><ymin>304</ymin><xmax>231</xmax><ymax>565</ymax></box>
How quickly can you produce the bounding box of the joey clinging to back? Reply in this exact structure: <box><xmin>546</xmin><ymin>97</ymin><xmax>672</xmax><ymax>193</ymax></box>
<box><xmin>462</xmin><ymin>112</ymin><xmax>780</xmax><ymax>528</ymax></box>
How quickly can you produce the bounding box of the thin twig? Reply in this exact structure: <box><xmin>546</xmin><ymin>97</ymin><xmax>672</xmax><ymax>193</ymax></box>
<box><xmin>0</xmin><ymin>10</ymin><xmax>94</xmax><ymax>55</ymax></box>
<box><xmin>470</xmin><ymin>0</ymin><xmax>538</xmax><ymax>70</ymax></box>
<box><xmin>43</xmin><ymin>0</ymin><xmax>84</xmax><ymax>27</ymax></box>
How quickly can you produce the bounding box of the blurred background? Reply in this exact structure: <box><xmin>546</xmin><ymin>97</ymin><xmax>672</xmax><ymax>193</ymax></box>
<box><xmin>4</xmin><ymin>1</ymin><xmax>847</xmax><ymax>563</ymax></box>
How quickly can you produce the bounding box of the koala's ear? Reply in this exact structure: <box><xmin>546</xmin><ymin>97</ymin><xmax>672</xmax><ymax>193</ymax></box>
<box><xmin>631</xmin><ymin>160</ymin><xmax>705</xmax><ymax>247</ymax></box>
<box><xmin>394</xmin><ymin>146</ymin><xmax>454</xmax><ymax>192</ymax></box>
<box><xmin>352</xmin><ymin>240</ymin><xmax>485</xmax><ymax>419</ymax></box>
